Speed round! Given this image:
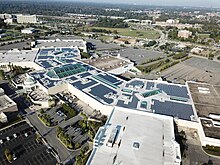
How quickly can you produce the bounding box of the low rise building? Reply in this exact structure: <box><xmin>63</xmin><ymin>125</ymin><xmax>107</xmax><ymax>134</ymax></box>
<box><xmin>35</xmin><ymin>39</ymin><xmax>87</xmax><ymax>52</ymax></box>
<box><xmin>0</xmin><ymin>13</ymin><xmax>13</xmax><ymax>19</ymax></box>
<box><xmin>0</xmin><ymin>33</ymin><xmax>7</xmax><ymax>39</ymax></box>
<box><xmin>187</xmin><ymin>82</ymin><xmax>220</xmax><ymax>147</ymax></box>
<box><xmin>87</xmin><ymin>107</ymin><xmax>181</xmax><ymax>165</ymax></box>
<box><xmin>166</xmin><ymin>19</ymin><xmax>179</xmax><ymax>24</ymax></box>
<box><xmin>141</xmin><ymin>19</ymin><xmax>153</xmax><ymax>25</ymax></box>
<box><xmin>191</xmin><ymin>47</ymin><xmax>204</xmax><ymax>54</ymax></box>
<box><xmin>21</xmin><ymin>28</ymin><xmax>36</xmax><ymax>34</ymax></box>
<box><xmin>178</xmin><ymin>30</ymin><xmax>192</xmax><ymax>39</ymax></box>
<box><xmin>84</xmin><ymin>55</ymin><xmax>134</xmax><ymax>75</ymax></box>
<box><xmin>0</xmin><ymin>112</ymin><xmax>8</xmax><ymax>123</ymax></box>
<box><xmin>16</xmin><ymin>14</ymin><xmax>38</xmax><ymax>24</ymax></box>
<box><xmin>4</xmin><ymin>18</ymin><xmax>15</xmax><ymax>24</ymax></box>
<box><xmin>0</xmin><ymin>88</ymin><xmax>18</xmax><ymax>113</ymax></box>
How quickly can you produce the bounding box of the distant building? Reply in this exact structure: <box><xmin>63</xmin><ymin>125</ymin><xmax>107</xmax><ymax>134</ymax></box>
<box><xmin>0</xmin><ymin>33</ymin><xmax>7</xmax><ymax>39</ymax></box>
<box><xmin>21</xmin><ymin>28</ymin><xmax>36</xmax><ymax>34</ymax></box>
<box><xmin>141</xmin><ymin>20</ymin><xmax>152</xmax><ymax>25</ymax></box>
<box><xmin>87</xmin><ymin>107</ymin><xmax>181</xmax><ymax>165</ymax></box>
<box><xmin>0</xmin><ymin>13</ymin><xmax>13</xmax><ymax>19</ymax></box>
<box><xmin>166</xmin><ymin>19</ymin><xmax>179</xmax><ymax>24</ymax></box>
<box><xmin>191</xmin><ymin>47</ymin><xmax>204</xmax><ymax>54</ymax></box>
<box><xmin>4</xmin><ymin>18</ymin><xmax>15</xmax><ymax>24</ymax></box>
<box><xmin>123</xmin><ymin>19</ymin><xmax>140</xmax><ymax>23</ymax></box>
<box><xmin>84</xmin><ymin>55</ymin><xmax>134</xmax><ymax>75</ymax></box>
<box><xmin>178</xmin><ymin>30</ymin><xmax>192</xmax><ymax>39</ymax></box>
<box><xmin>16</xmin><ymin>14</ymin><xmax>38</xmax><ymax>24</ymax></box>
<box><xmin>35</xmin><ymin>39</ymin><xmax>87</xmax><ymax>52</ymax></box>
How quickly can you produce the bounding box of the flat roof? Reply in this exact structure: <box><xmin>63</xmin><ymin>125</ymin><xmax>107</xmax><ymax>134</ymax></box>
<box><xmin>35</xmin><ymin>39</ymin><xmax>86</xmax><ymax>48</ymax></box>
<box><xmin>84</xmin><ymin>55</ymin><xmax>130</xmax><ymax>72</ymax></box>
<box><xmin>0</xmin><ymin>49</ymin><xmax>39</xmax><ymax>63</ymax></box>
<box><xmin>87</xmin><ymin>107</ymin><xmax>181</xmax><ymax>165</ymax></box>
<box><xmin>30</xmin><ymin>48</ymin><xmax>197</xmax><ymax>121</ymax></box>
<box><xmin>188</xmin><ymin>81</ymin><xmax>220</xmax><ymax>139</ymax></box>
<box><xmin>0</xmin><ymin>94</ymin><xmax>16</xmax><ymax>112</ymax></box>
<box><xmin>1</xmin><ymin>44</ymin><xmax>197</xmax><ymax>121</ymax></box>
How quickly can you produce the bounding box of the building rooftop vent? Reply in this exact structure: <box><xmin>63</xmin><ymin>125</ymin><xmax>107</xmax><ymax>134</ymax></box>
<box><xmin>133</xmin><ymin>142</ymin><xmax>140</xmax><ymax>150</ymax></box>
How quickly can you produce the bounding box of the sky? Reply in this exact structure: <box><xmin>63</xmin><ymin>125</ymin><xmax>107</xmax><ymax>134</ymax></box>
<box><xmin>75</xmin><ymin>0</ymin><xmax>219</xmax><ymax>8</ymax></box>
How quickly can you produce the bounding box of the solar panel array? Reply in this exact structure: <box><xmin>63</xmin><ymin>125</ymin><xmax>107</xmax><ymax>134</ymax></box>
<box><xmin>97</xmin><ymin>74</ymin><xmax>119</xmax><ymax>84</ymax></box>
<box><xmin>90</xmin><ymin>84</ymin><xmax>116</xmax><ymax>104</ymax></box>
<box><xmin>116</xmin><ymin>94</ymin><xmax>139</xmax><ymax>109</ymax></box>
<box><xmin>146</xmin><ymin>82</ymin><xmax>155</xmax><ymax>90</ymax></box>
<box><xmin>157</xmin><ymin>84</ymin><xmax>189</xmax><ymax>98</ymax></box>
<box><xmin>92</xmin><ymin>75</ymin><xmax>119</xmax><ymax>89</ymax></box>
<box><xmin>72</xmin><ymin>79</ymin><xmax>97</xmax><ymax>90</ymax></box>
<box><xmin>126</xmin><ymin>80</ymin><xmax>144</xmax><ymax>88</ymax></box>
<box><xmin>151</xmin><ymin>99</ymin><xmax>194</xmax><ymax>120</ymax></box>
<box><xmin>53</xmin><ymin>64</ymin><xmax>86</xmax><ymax>79</ymax></box>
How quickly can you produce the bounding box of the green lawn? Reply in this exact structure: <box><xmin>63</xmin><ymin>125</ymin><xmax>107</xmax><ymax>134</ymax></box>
<box><xmin>98</xmin><ymin>35</ymin><xmax>113</xmax><ymax>41</ymax></box>
<box><xmin>197</xmin><ymin>33</ymin><xmax>210</xmax><ymax>39</ymax></box>
<box><xmin>89</xmin><ymin>27</ymin><xmax>161</xmax><ymax>39</ymax></box>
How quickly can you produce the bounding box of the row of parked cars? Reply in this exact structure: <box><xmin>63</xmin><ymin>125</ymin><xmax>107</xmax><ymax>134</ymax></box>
<box><xmin>0</xmin><ymin>127</ymin><xmax>34</xmax><ymax>145</ymax></box>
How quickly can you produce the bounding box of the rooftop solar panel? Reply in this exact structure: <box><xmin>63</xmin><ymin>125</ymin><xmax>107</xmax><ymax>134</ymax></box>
<box><xmin>116</xmin><ymin>94</ymin><xmax>139</xmax><ymax>109</ymax></box>
<box><xmin>157</xmin><ymin>83</ymin><xmax>189</xmax><ymax>98</ymax></box>
<box><xmin>52</xmin><ymin>63</ymin><xmax>87</xmax><ymax>79</ymax></box>
<box><xmin>126</xmin><ymin>80</ymin><xmax>144</xmax><ymax>88</ymax></box>
<box><xmin>72</xmin><ymin>79</ymin><xmax>97</xmax><ymax>90</ymax></box>
<box><xmin>89</xmin><ymin>84</ymin><xmax>116</xmax><ymax>104</ymax></box>
<box><xmin>78</xmin><ymin>72</ymin><xmax>92</xmax><ymax>78</ymax></box>
<box><xmin>39</xmin><ymin>61</ymin><xmax>53</xmax><ymax>69</ymax></box>
<box><xmin>146</xmin><ymin>82</ymin><xmax>155</xmax><ymax>90</ymax></box>
<box><xmin>37</xmin><ymin>56</ymin><xmax>54</xmax><ymax>60</ymax></box>
<box><xmin>151</xmin><ymin>99</ymin><xmax>194</xmax><ymax>120</ymax></box>
<box><xmin>97</xmin><ymin>74</ymin><xmax>119</xmax><ymax>84</ymax></box>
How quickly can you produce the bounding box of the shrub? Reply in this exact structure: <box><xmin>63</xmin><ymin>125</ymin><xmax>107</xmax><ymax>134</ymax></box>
<box><xmin>75</xmin><ymin>142</ymin><xmax>81</xmax><ymax>149</ymax></box>
<box><xmin>4</xmin><ymin>149</ymin><xmax>13</xmax><ymax>162</ymax></box>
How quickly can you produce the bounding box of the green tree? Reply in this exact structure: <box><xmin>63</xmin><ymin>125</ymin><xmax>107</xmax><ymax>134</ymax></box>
<box><xmin>4</xmin><ymin>149</ymin><xmax>12</xmax><ymax>162</ymax></box>
<box><xmin>0</xmin><ymin>70</ymin><xmax>5</xmax><ymax>80</ymax></box>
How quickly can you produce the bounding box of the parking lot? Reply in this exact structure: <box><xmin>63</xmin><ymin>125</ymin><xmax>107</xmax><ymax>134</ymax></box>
<box><xmin>44</xmin><ymin>106</ymin><xmax>66</xmax><ymax>125</ymax></box>
<box><xmin>109</xmin><ymin>47</ymin><xmax>166</xmax><ymax>65</ymax></box>
<box><xmin>0</xmin><ymin>121</ymin><xmax>56</xmax><ymax>165</ymax></box>
<box><xmin>161</xmin><ymin>57</ymin><xmax>220</xmax><ymax>85</ymax></box>
<box><xmin>63</xmin><ymin>123</ymin><xmax>89</xmax><ymax>146</ymax></box>
<box><xmin>43</xmin><ymin>106</ymin><xmax>89</xmax><ymax>147</ymax></box>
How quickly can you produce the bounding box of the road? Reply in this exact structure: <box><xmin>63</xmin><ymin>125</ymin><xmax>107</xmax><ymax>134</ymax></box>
<box><xmin>26</xmin><ymin>109</ymin><xmax>80</xmax><ymax>164</ymax></box>
<box><xmin>179</xmin><ymin>127</ymin><xmax>220</xmax><ymax>165</ymax></box>
<box><xmin>0</xmin><ymin>81</ymin><xmax>78</xmax><ymax>164</ymax></box>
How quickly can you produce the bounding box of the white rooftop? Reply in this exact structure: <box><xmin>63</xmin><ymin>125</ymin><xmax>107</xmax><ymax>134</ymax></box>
<box><xmin>87</xmin><ymin>107</ymin><xmax>181</xmax><ymax>165</ymax></box>
<box><xmin>0</xmin><ymin>95</ymin><xmax>16</xmax><ymax>112</ymax></box>
<box><xmin>0</xmin><ymin>48</ymin><xmax>39</xmax><ymax>63</ymax></box>
<box><xmin>35</xmin><ymin>39</ymin><xmax>86</xmax><ymax>48</ymax></box>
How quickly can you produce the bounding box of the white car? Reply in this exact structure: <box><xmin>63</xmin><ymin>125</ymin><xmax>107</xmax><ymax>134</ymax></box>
<box><xmin>12</xmin><ymin>153</ymin><xmax>17</xmax><ymax>160</ymax></box>
<box><xmin>13</xmin><ymin>134</ymin><xmax>17</xmax><ymax>138</ymax></box>
<box><xmin>0</xmin><ymin>139</ymin><xmax>3</xmax><ymax>144</ymax></box>
<box><xmin>6</xmin><ymin>137</ymin><xmax>10</xmax><ymax>141</ymax></box>
<box><xmin>24</xmin><ymin>133</ymin><xmax>28</xmax><ymax>137</ymax></box>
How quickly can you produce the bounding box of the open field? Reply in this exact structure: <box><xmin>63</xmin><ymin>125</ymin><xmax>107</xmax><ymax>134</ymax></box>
<box><xmin>88</xmin><ymin>26</ymin><xmax>161</xmax><ymax>39</ymax></box>
<box><xmin>161</xmin><ymin>57</ymin><xmax>220</xmax><ymax>85</ymax></box>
